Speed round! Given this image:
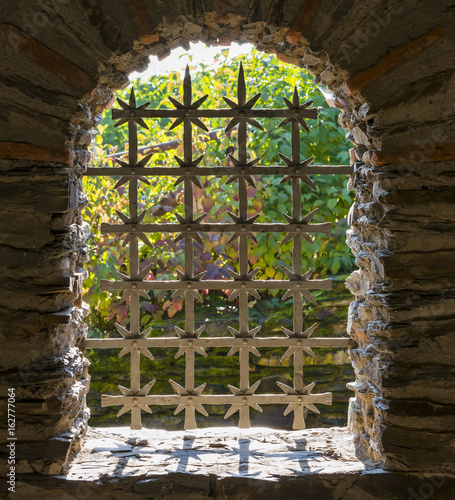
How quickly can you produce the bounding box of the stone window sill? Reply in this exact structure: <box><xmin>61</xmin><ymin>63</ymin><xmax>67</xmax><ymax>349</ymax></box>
<box><xmin>69</xmin><ymin>426</ymin><xmax>368</xmax><ymax>479</ymax></box>
<box><xmin>16</xmin><ymin>427</ymin><xmax>454</xmax><ymax>499</ymax></box>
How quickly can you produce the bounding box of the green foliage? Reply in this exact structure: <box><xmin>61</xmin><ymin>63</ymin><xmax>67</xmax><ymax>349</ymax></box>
<box><xmin>83</xmin><ymin>48</ymin><xmax>354</xmax><ymax>331</ymax></box>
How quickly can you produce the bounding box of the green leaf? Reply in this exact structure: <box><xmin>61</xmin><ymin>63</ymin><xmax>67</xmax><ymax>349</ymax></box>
<box><xmin>327</xmin><ymin>198</ymin><xmax>337</xmax><ymax>210</ymax></box>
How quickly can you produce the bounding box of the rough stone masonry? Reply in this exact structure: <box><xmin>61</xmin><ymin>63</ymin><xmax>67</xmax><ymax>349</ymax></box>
<box><xmin>1</xmin><ymin>0</ymin><xmax>455</xmax><ymax>497</ymax></box>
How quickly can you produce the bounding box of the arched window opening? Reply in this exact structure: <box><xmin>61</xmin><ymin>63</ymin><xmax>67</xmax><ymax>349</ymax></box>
<box><xmin>83</xmin><ymin>44</ymin><xmax>354</xmax><ymax>431</ymax></box>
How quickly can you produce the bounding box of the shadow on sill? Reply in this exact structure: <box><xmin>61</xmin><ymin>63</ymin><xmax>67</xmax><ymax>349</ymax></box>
<box><xmin>10</xmin><ymin>427</ymin><xmax>455</xmax><ymax>499</ymax></box>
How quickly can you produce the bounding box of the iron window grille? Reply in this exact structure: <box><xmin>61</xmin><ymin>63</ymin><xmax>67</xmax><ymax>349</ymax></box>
<box><xmin>84</xmin><ymin>63</ymin><xmax>352</xmax><ymax>431</ymax></box>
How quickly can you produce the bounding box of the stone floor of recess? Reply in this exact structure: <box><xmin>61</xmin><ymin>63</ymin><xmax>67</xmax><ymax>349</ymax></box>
<box><xmin>66</xmin><ymin>426</ymin><xmax>371</xmax><ymax>480</ymax></box>
<box><xmin>11</xmin><ymin>427</ymin><xmax>455</xmax><ymax>499</ymax></box>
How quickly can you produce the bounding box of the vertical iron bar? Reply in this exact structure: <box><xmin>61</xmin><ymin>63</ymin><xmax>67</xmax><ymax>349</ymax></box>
<box><xmin>291</xmin><ymin>115</ymin><xmax>303</xmax><ymax>333</ymax></box>
<box><xmin>239</xmin><ymin>348</ymin><xmax>250</xmax><ymax>428</ymax></box>
<box><xmin>293</xmin><ymin>348</ymin><xmax>305</xmax><ymax>429</ymax></box>
<box><xmin>183</xmin><ymin>67</ymin><xmax>197</xmax><ymax>429</ymax></box>
<box><xmin>292</xmin><ymin>177</ymin><xmax>303</xmax><ymax>336</ymax></box>
<box><xmin>291</xmin><ymin>102</ymin><xmax>305</xmax><ymax>428</ymax></box>
<box><xmin>128</xmin><ymin>113</ymin><xmax>142</xmax><ymax>430</ymax></box>
<box><xmin>237</xmin><ymin>65</ymin><xmax>251</xmax><ymax>428</ymax></box>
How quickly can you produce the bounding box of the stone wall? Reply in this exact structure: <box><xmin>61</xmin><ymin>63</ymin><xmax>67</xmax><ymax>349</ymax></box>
<box><xmin>0</xmin><ymin>0</ymin><xmax>454</xmax><ymax>478</ymax></box>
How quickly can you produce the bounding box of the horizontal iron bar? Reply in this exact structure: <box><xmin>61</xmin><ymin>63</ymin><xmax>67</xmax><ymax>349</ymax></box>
<box><xmin>100</xmin><ymin>222</ymin><xmax>332</xmax><ymax>235</ymax></box>
<box><xmin>85</xmin><ymin>165</ymin><xmax>353</xmax><ymax>177</ymax></box>
<box><xmin>100</xmin><ymin>278</ymin><xmax>332</xmax><ymax>292</ymax></box>
<box><xmin>101</xmin><ymin>392</ymin><xmax>333</xmax><ymax>407</ymax></box>
<box><xmin>106</xmin><ymin>128</ymin><xmax>228</xmax><ymax>160</ymax></box>
<box><xmin>112</xmin><ymin>108</ymin><xmax>318</xmax><ymax>120</ymax></box>
<box><xmin>84</xmin><ymin>337</ymin><xmax>350</xmax><ymax>349</ymax></box>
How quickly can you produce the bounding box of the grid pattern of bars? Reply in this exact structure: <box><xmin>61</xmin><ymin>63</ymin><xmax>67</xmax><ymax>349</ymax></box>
<box><xmin>84</xmin><ymin>64</ymin><xmax>352</xmax><ymax>430</ymax></box>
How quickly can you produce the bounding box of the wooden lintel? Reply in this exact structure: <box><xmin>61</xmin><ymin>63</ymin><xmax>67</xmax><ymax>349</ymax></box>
<box><xmin>2</xmin><ymin>24</ymin><xmax>96</xmax><ymax>92</ymax></box>
<box><xmin>0</xmin><ymin>142</ymin><xmax>70</xmax><ymax>163</ymax></box>
<box><xmin>286</xmin><ymin>0</ymin><xmax>321</xmax><ymax>46</ymax></box>
<box><xmin>341</xmin><ymin>26</ymin><xmax>446</xmax><ymax>97</ymax></box>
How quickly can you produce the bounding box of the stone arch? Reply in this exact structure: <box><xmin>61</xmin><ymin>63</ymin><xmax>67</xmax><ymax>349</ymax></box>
<box><xmin>1</xmin><ymin>0</ymin><xmax>454</xmax><ymax>478</ymax></box>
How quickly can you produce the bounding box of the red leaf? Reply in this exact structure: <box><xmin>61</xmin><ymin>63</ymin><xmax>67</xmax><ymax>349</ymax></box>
<box><xmin>172</xmin><ymin>298</ymin><xmax>183</xmax><ymax>311</ymax></box>
<box><xmin>249</xmin><ymin>255</ymin><xmax>259</xmax><ymax>265</ymax></box>
<box><xmin>202</xmin><ymin>197</ymin><xmax>215</xmax><ymax>212</ymax></box>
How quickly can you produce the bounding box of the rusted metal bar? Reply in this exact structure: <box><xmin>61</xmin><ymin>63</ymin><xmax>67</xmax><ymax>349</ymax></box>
<box><xmin>85</xmin><ymin>337</ymin><xmax>351</xmax><ymax>349</ymax></box>
<box><xmin>85</xmin><ymin>165</ymin><xmax>353</xmax><ymax>176</ymax></box>
<box><xmin>100</xmin><ymin>222</ymin><xmax>332</xmax><ymax>235</ymax></box>
<box><xmin>100</xmin><ymin>278</ymin><xmax>332</xmax><ymax>292</ymax></box>
<box><xmin>112</xmin><ymin>107</ymin><xmax>318</xmax><ymax>120</ymax></box>
<box><xmin>102</xmin><ymin>392</ymin><xmax>333</xmax><ymax>408</ymax></box>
